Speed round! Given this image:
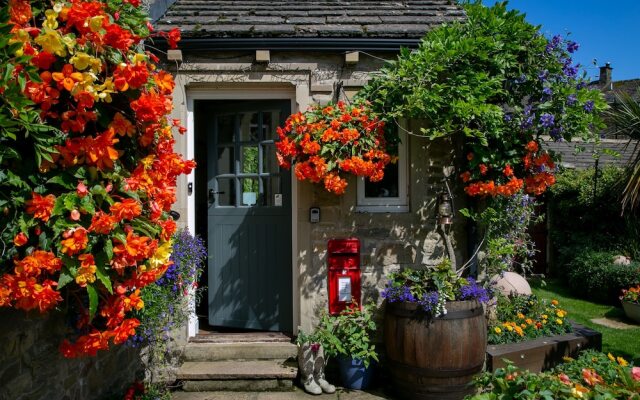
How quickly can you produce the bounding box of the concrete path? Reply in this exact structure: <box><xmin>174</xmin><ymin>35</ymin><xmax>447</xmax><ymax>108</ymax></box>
<box><xmin>172</xmin><ymin>388</ymin><xmax>393</xmax><ymax>400</ymax></box>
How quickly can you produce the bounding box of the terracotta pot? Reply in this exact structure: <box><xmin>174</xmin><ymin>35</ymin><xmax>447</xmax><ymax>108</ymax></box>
<box><xmin>622</xmin><ymin>300</ymin><xmax>640</xmax><ymax>323</ymax></box>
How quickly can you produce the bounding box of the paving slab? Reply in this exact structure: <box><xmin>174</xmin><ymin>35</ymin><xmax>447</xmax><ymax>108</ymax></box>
<box><xmin>591</xmin><ymin>317</ymin><xmax>637</xmax><ymax>329</ymax></box>
<box><xmin>171</xmin><ymin>388</ymin><xmax>393</xmax><ymax>400</ymax></box>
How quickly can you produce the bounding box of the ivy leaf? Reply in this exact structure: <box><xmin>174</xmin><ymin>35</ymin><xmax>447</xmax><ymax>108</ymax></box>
<box><xmin>86</xmin><ymin>284</ymin><xmax>98</xmax><ymax>322</ymax></box>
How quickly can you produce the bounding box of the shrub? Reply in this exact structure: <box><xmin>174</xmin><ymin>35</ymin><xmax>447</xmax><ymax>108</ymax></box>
<box><xmin>566</xmin><ymin>250</ymin><xmax>640</xmax><ymax>304</ymax></box>
<box><xmin>549</xmin><ymin>166</ymin><xmax>640</xmax><ymax>277</ymax></box>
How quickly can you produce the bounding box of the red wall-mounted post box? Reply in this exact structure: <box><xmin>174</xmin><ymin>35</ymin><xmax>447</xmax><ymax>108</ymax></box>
<box><xmin>327</xmin><ymin>238</ymin><xmax>361</xmax><ymax>315</ymax></box>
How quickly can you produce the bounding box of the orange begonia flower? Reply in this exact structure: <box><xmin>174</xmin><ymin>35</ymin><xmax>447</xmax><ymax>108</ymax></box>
<box><xmin>85</xmin><ymin>129</ymin><xmax>120</xmax><ymax>170</ymax></box>
<box><xmin>52</xmin><ymin>64</ymin><xmax>84</xmax><ymax>91</ymax></box>
<box><xmin>25</xmin><ymin>192</ymin><xmax>56</xmax><ymax>222</ymax></box>
<box><xmin>60</xmin><ymin>228</ymin><xmax>89</xmax><ymax>256</ymax></box>
<box><xmin>110</xmin><ymin>199</ymin><xmax>142</xmax><ymax>221</ymax></box>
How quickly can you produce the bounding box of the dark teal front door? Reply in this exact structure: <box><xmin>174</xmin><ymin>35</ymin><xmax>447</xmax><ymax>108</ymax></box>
<box><xmin>197</xmin><ymin>99</ymin><xmax>292</xmax><ymax>332</ymax></box>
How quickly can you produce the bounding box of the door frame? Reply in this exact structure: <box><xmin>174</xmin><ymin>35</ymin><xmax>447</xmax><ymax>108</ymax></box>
<box><xmin>186</xmin><ymin>86</ymin><xmax>299</xmax><ymax>337</ymax></box>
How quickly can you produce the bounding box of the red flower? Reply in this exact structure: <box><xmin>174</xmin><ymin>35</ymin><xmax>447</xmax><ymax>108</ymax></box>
<box><xmin>26</xmin><ymin>192</ymin><xmax>56</xmax><ymax>222</ymax></box>
<box><xmin>166</xmin><ymin>28</ymin><xmax>181</xmax><ymax>49</ymax></box>
<box><xmin>13</xmin><ymin>232</ymin><xmax>28</xmax><ymax>247</ymax></box>
<box><xmin>110</xmin><ymin>199</ymin><xmax>142</xmax><ymax>221</ymax></box>
<box><xmin>88</xmin><ymin>212</ymin><xmax>117</xmax><ymax>235</ymax></box>
<box><xmin>525</xmin><ymin>140</ymin><xmax>539</xmax><ymax>153</ymax></box>
<box><xmin>60</xmin><ymin>228</ymin><xmax>89</xmax><ymax>256</ymax></box>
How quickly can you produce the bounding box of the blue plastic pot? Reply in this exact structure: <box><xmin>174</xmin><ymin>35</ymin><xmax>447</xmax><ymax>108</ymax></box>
<box><xmin>337</xmin><ymin>356</ymin><xmax>375</xmax><ymax>390</ymax></box>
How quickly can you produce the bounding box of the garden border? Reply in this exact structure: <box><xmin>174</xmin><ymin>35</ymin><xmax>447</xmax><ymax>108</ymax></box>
<box><xmin>486</xmin><ymin>322</ymin><xmax>602</xmax><ymax>372</ymax></box>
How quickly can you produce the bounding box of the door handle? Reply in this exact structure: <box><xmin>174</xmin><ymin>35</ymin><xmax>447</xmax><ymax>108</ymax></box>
<box><xmin>209</xmin><ymin>189</ymin><xmax>225</xmax><ymax>203</ymax></box>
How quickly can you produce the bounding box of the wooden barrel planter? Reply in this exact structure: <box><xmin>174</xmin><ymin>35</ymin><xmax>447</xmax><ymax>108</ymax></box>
<box><xmin>384</xmin><ymin>300</ymin><xmax>487</xmax><ymax>400</ymax></box>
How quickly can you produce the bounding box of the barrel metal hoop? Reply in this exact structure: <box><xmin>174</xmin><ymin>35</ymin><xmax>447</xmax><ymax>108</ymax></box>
<box><xmin>388</xmin><ymin>304</ymin><xmax>483</xmax><ymax>320</ymax></box>
<box><xmin>387</xmin><ymin>359</ymin><xmax>483</xmax><ymax>378</ymax></box>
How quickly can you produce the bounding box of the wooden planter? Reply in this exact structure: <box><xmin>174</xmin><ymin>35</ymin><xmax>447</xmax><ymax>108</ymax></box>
<box><xmin>486</xmin><ymin>323</ymin><xmax>602</xmax><ymax>372</ymax></box>
<box><xmin>384</xmin><ymin>300</ymin><xmax>487</xmax><ymax>400</ymax></box>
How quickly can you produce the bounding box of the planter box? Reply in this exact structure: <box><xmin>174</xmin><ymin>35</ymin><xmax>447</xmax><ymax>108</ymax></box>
<box><xmin>622</xmin><ymin>300</ymin><xmax>640</xmax><ymax>323</ymax></box>
<box><xmin>486</xmin><ymin>323</ymin><xmax>602</xmax><ymax>373</ymax></box>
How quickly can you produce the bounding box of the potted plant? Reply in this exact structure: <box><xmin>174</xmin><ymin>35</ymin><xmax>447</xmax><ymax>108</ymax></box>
<box><xmin>295</xmin><ymin>329</ymin><xmax>336</xmax><ymax>395</ymax></box>
<box><xmin>316</xmin><ymin>302</ymin><xmax>379</xmax><ymax>390</ymax></box>
<box><xmin>621</xmin><ymin>286</ymin><xmax>640</xmax><ymax>323</ymax></box>
<box><xmin>380</xmin><ymin>259</ymin><xmax>490</xmax><ymax>400</ymax></box>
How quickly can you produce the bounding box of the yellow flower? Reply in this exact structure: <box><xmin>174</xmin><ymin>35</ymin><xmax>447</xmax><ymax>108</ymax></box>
<box><xmin>89</xmin><ymin>16</ymin><xmax>104</xmax><ymax>32</ymax></box>
<box><xmin>517</xmin><ymin>312</ymin><xmax>525</xmax><ymax>319</ymax></box>
<box><xmin>35</xmin><ymin>28</ymin><xmax>66</xmax><ymax>57</ymax></box>
<box><xmin>506</xmin><ymin>325</ymin><xmax>513</xmax><ymax>332</ymax></box>
<box><xmin>563</xmin><ymin>356</ymin><xmax>574</xmax><ymax>362</ymax></box>
<box><xmin>494</xmin><ymin>327</ymin><xmax>502</xmax><ymax>334</ymax></box>
<box><xmin>617</xmin><ymin>356</ymin><xmax>628</xmax><ymax>367</ymax></box>
<box><xmin>556</xmin><ymin>319</ymin><xmax>563</xmax><ymax>325</ymax></box>
<box><xmin>70</xmin><ymin>52</ymin><xmax>93</xmax><ymax>71</ymax></box>
<box><xmin>42</xmin><ymin>9</ymin><xmax>59</xmax><ymax>30</ymax></box>
<box><xmin>556</xmin><ymin>310</ymin><xmax>566</xmax><ymax>318</ymax></box>
<box><xmin>607</xmin><ymin>353</ymin><xmax>615</xmax><ymax>362</ymax></box>
<box><xmin>541</xmin><ymin>314</ymin><xmax>548</xmax><ymax>319</ymax></box>
<box><xmin>148</xmin><ymin>240</ymin><xmax>173</xmax><ymax>270</ymax></box>
<box><xmin>525</xmin><ymin>318</ymin><xmax>533</xmax><ymax>325</ymax></box>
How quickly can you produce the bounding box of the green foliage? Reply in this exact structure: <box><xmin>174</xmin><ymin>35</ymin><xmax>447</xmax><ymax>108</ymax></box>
<box><xmin>488</xmin><ymin>294</ymin><xmax>571</xmax><ymax>345</ymax></box>
<box><xmin>549</xmin><ymin>166</ymin><xmax>640</xmax><ymax>278</ymax></box>
<box><xmin>566</xmin><ymin>250</ymin><xmax>640</xmax><ymax>304</ymax></box>
<box><xmin>469</xmin><ymin>351</ymin><xmax>640</xmax><ymax>400</ymax></box>
<box><xmin>312</xmin><ymin>302</ymin><xmax>379</xmax><ymax>368</ymax></box>
<box><xmin>361</xmin><ymin>1</ymin><xmax>605</xmax><ymax>188</ymax></box>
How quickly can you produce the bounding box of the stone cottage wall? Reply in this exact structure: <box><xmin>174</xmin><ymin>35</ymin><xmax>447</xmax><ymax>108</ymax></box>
<box><xmin>166</xmin><ymin>50</ymin><xmax>467</xmax><ymax>335</ymax></box>
<box><xmin>0</xmin><ymin>309</ymin><xmax>141</xmax><ymax>400</ymax></box>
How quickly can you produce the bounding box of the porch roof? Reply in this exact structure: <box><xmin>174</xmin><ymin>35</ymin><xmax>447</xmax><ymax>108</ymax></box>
<box><xmin>153</xmin><ymin>0</ymin><xmax>465</xmax><ymax>49</ymax></box>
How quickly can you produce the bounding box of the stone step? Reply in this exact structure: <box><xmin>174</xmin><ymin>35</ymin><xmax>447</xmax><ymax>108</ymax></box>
<box><xmin>171</xmin><ymin>390</ymin><xmax>391</xmax><ymax>399</ymax></box>
<box><xmin>184</xmin><ymin>342</ymin><xmax>297</xmax><ymax>362</ymax></box>
<box><xmin>177</xmin><ymin>360</ymin><xmax>298</xmax><ymax>392</ymax></box>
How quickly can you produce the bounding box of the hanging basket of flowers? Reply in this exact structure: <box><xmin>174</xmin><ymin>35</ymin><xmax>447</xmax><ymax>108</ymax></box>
<box><xmin>276</xmin><ymin>101</ymin><xmax>392</xmax><ymax>195</ymax></box>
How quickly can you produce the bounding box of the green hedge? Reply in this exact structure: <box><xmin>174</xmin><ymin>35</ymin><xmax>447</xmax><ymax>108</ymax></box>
<box><xmin>566</xmin><ymin>249</ymin><xmax>640</xmax><ymax>304</ymax></box>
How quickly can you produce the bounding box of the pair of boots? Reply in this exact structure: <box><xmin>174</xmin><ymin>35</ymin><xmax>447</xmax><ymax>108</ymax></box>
<box><xmin>298</xmin><ymin>343</ymin><xmax>336</xmax><ymax>395</ymax></box>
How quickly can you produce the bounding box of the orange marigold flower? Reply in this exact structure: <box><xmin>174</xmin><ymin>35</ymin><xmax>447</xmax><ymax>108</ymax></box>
<box><xmin>460</xmin><ymin>171</ymin><xmax>471</xmax><ymax>183</ymax></box>
<box><xmin>582</xmin><ymin>368</ymin><xmax>604</xmax><ymax>387</ymax></box>
<box><xmin>110</xmin><ymin>199</ymin><xmax>142</xmax><ymax>221</ymax></box>
<box><xmin>26</xmin><ymin>192</ymin><xmax>56</xmax><ymax>222</ymax></box>
<box><xmin>60</xmin><ymin>228</ymin><xmax>89</xmax><ymax>256</ymax></box>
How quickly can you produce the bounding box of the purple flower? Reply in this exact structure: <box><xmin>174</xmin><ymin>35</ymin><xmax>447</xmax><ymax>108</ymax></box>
<box><xmin>584</xmin><ymin>100</ymin><xmax>595</xmax><ymax>113</ymax></box>
<box><xmin>542</xmin><ymin>87</ymin><xmax>552</xmax><ymax>97</ymax></box>
<box><xmin>546</xmin><ymin>34</ymin><xmax>563</xmax><ymax>53</ymax></box>
<box><xmin>539</xmin><ymin>113</ymin><xmax>555</xmax><ymax>128</ymax></box>
<box><xmin>538</xmin><ymin>70</ymin><xmax>549</xmax><ymax>82</ymax></box>
<box><xmin>563</xmin><ymin>64</ymin><xmax>579</xmax><ymax>79</ymax></box>
<box><xmin>418</xmin><ymin>292</ymin><xmax>440</xmax><ymax>313</ymax></box>
<box><xmin>550</xmin><ymin>127</ymin><xmax>564</xmax><ymax>141</ymax></box>
<box><xmin>567</xmin><ymin>94</ymin><xmax>577</xmax><ymax>106</ymax></box>
<box><xmin>567</xmin><ymin>41</ymin><xmax>579</xmax><ymax>53</ymax></box>
<box><xmin>504</xmin><ymin>113</ymin><xmax>512</xmax><ymax>122</ymax></box>
<box><xmin>459</xmin><ymin>278</ymin><xmax>489</xmax><ymax>303</ymax></box>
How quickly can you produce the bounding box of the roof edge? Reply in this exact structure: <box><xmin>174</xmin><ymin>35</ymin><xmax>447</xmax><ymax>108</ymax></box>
<box><xmin>152</xmin><ymin>37</ymin><xmax>421</xmax><ymax>52</ymax></box>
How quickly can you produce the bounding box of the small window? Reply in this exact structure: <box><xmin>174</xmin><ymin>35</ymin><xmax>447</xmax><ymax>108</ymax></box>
<box><xmin>356</xmin><ymin>135</ymin><xmax>408</xmax><ymax>212</ymax></box>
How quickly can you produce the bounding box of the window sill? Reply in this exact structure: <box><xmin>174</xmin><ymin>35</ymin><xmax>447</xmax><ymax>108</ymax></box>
<box><xmin>355</xmin><ymin>205</ymin><xmax>410</xmax><ymax>213</ymax></box>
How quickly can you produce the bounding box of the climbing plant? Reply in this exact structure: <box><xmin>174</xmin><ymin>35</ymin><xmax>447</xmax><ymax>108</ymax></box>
<box><xmin>0</xmin><ymin>0</ymin><xmax>191</xmax><ymax>357</ymax></box>
<box><xmin>361</xmin><ymin>1</ymin><xmax>606</xmax><ymax>198</ymax></box>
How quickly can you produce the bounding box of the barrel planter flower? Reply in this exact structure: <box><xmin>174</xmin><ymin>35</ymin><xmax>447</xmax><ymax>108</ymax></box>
<box><xmin>384</xmin><ymin>300</ymin><xmax>487</xmax><ymax>400</ymax></box>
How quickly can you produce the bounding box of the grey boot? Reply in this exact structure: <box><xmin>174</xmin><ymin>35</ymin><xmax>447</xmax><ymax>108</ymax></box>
<box><xmin>313</xmin><ymin>345</ymin><xmax>336</xmax><ymax>394</ymax></box>
<box><xmin>298</xmin><ymin>343</ymin><xmax>322</xmax><ymax>395</ymax></box>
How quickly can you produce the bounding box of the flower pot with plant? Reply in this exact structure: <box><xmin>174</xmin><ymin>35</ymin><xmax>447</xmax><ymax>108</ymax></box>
<box><xmin>296</xmin><ymin>330</ymin><xmax>336</xmax><ymax>395</ymax></box>
<box><xmin>621</xmin><ymin>286</ymin><xmax>640</xmax><ymax>323</ymax></box>
<box><xmin>381</xmin><ymin>259</ymin><xmax>490</xmax><ymax>400</ymax></box>
<box><xmin>317</xmin><ymin>302</ymin><xmax>379</xmax><ymax>390</ymax></box>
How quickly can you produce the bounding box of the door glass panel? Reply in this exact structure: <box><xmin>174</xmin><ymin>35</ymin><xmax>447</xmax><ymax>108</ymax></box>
<box><xmin>217</xmin><ymin>146</ymin><xmax>234</xmax><ymax>175</ymax></box>
<box><xmin>261</xmin><ymin>143</ymin><xmax>278</xmax><ymax>174</ymax></box>
<box><xmin>241</xmin><ymin>146</ymin><xmax>259</xmax><ymax>174</ymax></box>
<box><xmin>216</xmin><ymin>114</ymin><xmax>235</xmax><ymax>144</ymax></box>
<box><xmin>263</xmin><ymin>110</ymin><xmax>280</xmax><ymax>140</ymax></box>
<box><xmin>262</xmin><ymin>177</ymin><xmax>281</xmax><ymax>206</ymax></box>
<box><xmin>216</xmin><ymin>178</ymin><xmax>236</xmax><ymax>206</ymax></box>
<box><xmin>241</xmin><ymin>178</ymin><xmax>259</xmax><ymax>206</ymax></box>
<box><xmin>240</xmin><ymin>112</ymin><xmax>260</xmax><ymax>142</ymax></box>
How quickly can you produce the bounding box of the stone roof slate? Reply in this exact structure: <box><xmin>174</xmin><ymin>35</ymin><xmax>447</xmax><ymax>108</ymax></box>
<box><xmin>154</xmin><ymin>0</ymin><xmax>465</xmax><ymax>39</ymax></box>
<box><xmin>544</xmin><ymin>139</ymin><xmax>638</xmax><ymax>170</ymax></box>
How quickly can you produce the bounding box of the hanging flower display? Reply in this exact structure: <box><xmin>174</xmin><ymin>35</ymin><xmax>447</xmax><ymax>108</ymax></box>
<box><xmin>276</xmin><ymin>101</ymin><xmax>392</xmax><ymax>195</ymax></box>
<box><xmin>0</xmin><ymin>0</ymin><xmax>193</xmax><ymax>357</ymax></box>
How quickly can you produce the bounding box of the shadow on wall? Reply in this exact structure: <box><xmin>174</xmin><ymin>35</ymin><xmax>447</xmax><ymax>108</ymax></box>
<box><xmin>0</xmin><ymin>309</ymin><xmax>142</xmax><ymax>400</ymax></box>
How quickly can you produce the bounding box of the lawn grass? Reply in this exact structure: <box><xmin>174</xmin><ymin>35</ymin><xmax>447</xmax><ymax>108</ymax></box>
<box><xmin>530</xmin><ymin>279</ymin><xmax>640</xmax><ymax>364</ymax></box>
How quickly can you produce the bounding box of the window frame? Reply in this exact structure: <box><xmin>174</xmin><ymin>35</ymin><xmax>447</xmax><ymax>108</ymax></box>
<box><xmin>355</xmin><ymin>133</ymin><xmax>409</xmax><ymax>213</ymax></box>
